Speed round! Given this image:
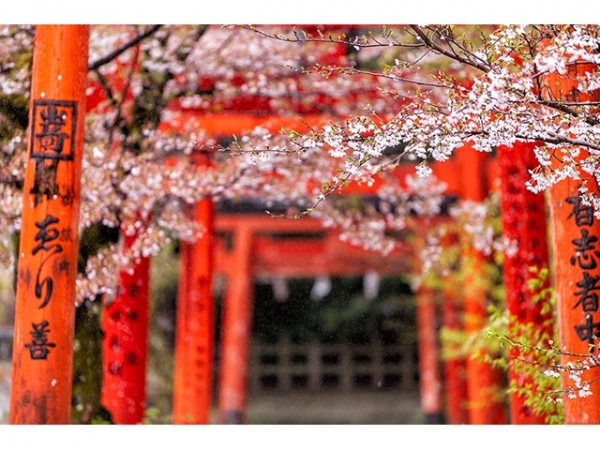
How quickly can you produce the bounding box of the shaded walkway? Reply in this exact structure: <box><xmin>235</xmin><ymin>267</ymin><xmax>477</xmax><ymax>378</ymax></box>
<box><xmin>243</xmin><ymin>390</ymin><xmax>424</xmax><ymax>424</ymax></box>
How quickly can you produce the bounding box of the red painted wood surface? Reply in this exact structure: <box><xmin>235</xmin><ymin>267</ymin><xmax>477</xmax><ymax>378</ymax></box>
<box><xmin>172</xmin><ymin>198</ymin><xmax>214</xmax><ymax>424</ymax></box>
<box><xmin>212</xmin><ymin>214</ymin><xmax>453</xmax><ymax>277</ymax></box>
<box><xmin>497</xmin><ymin>142</ymin><xmax>553</xmax><ymax>424</ymax></box>
<box><xmin>416</xmin><ymin>285</ymin><xmax>443</xmax><ymax>423</ymax></box>
<box><xmin>431</xmin><ymin>159</ymin><xmax>469</xmax><ymax>424</ymax></box>
<box><xmin>439</xmin><ymin>232</ymin><xmax>470</xmax><ymax>424</ymax></box>
<box><xmin>101</xmin><ymin>228</ymin><xmax>150</xmax><ymax>424</ymax></box>
<box><xmin>441</xmin><ymin>289</ymin><xmax>469</xmax><ymax>423</ymax></box>
<box><xmin>217</xmin><ymin>226</ymin><xmax>254</xmax><ymax>424</ymax></box>
<box><xmin>10</xmin><ymin>25</ymin><xmax>90</xmax><ymax>424</ymax></box>
<box><xmin>545</xmin><ymin>60</ymin><xmax>600</xmax><ymax>423</ymax></box>
<box><xmin>456</xmin><ymin>144</ymin><xmax>506</xmax><ymax>424</ymax></box>
<box><xmin>165</xmin><ymin>110</ymin><xmax>464</xmax><ymax>199</ymax></box>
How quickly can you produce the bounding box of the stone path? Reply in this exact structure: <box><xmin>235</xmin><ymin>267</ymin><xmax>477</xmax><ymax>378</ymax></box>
<box><xmin>0</xmin><ymin>361</ymin><xmax>424</xmax><ymax>424</ymax></box>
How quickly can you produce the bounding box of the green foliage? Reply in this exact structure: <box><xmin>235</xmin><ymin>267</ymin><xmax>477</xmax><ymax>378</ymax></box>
<box><xmin>146</xmin><ymin>241</ymin><xmax>179</xmax><ymax>416</ymax></box>
<box><xmin>437</xmin><ymin>262</ymin><xmax>564</xmax><ymax>423</ymax></box>
<box><xmin>71</xmin><ymin>298</ymin><xmax>114</xmax><ymax>424</ymax></box>
<box><xmin>0</xmin><ymin>94</ymin><xmax>29</xmax><ymax>136</ymax></box>
<box><xmin>143</xmin><ymin>406</ymin><xmax>172</xmax><ymax>424</ymax></box>
<box><xmin>89</xmin><ymin>415</ymin><xmax>112</xmax><ymax>425</ymax></box>
<box><xmin>424</xmin><ymin>192</ymin><xmax>564</xmax><ymax>424</ymax></box>
<box><xmin>484</xmin><ymin>266</ymin><xmax>563</xmax><ymax>424</ymax></box>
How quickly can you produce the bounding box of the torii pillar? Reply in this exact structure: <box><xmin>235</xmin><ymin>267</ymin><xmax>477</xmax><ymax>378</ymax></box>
<box><xmin>440</xmin><ymin>262</ymin><xmax>469</xmax><ymax>424</ymax></box>
<box><xmin>218</xmin><ymin>225</ymin><xmax>254</xmax><ymax>424</ymax></box>
<box><xmin>456</xmin><ymin>143</ymin><xmax>506</xmax><ymax>424</ymax></box>
<box><xmin>497</xmin><ymin>141</ymin><xmax>553</xmax><ymax>424</ymax></box>
<box><xmin>436</xmin><ymin>228</ymin><xmax>469</xmax><ymax>424</ymax></box>
<box><xmin>545</xmin><ymin>60</ymin><xmax>600</xmax><ymax>423</ymax></box>
<box><xmin>431</xmin><ymin>158</ymin><xmax>470</xmax><ymax>424</ymax></box>
<box><xmin>9</xmin><ymin>25</ymin><xmax>90</xmax><ymax>424</ymax></box>
<box><xmin>100</xmin><ymin>224</ymin><xmax>151</xmax><ymax>424</ymax></box>
<box><xmin>172</xmin><ymin>197</ymin><xmax>215</xmax><ymax>424</ymax></box>
<box><xmin>416</xmin><ymin>283</ymin><xmax>443</xmax><ymax>423</ymax></box>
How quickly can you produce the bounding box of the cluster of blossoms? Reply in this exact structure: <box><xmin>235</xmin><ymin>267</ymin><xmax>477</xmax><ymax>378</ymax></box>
<box><xmin>449</xmin><ymin>200</ymin><xmax>495</xmax><ymax>256</ymax></box>
<box><xmin>0</xmin><ymin>24</ymin><xmax>438</xmax><ymax>303</ymax></box>
<box><xmin>543</xmin><ymin>352</ymin><xmax>600</xmax><ymax>401</ymax></box>
<box><xmin>1</xmin><ymin>24</ymin><xmax>600</xmax><ymax>311</ymax></box>
<box><xmin>273</xmin><ymin>25</ymin><xmax>600</xmax><ymax>201</ymax></box>
<box><xmin>3</xmin><ymin>24</ymin><xmax>600</xmax><ymax>416</ymax></box>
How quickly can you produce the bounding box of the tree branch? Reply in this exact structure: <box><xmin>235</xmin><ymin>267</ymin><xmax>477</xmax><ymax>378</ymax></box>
<box><xmin>88</xmin><ymin>25</ymin><xmax>162</xmax><ymax>71</ymax></box>
<box><xmin>409</xmin><ymin>25</ymin><xmax>492</xmax><ymax>73</ymax></box>
<box><xmin>240</xmin><ymin>25</ymin><xmax>425</xmax><ymax>50</ymax></box>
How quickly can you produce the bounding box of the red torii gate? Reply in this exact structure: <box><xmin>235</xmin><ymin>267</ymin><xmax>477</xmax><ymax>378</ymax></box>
<box><xmin>211</xmin><ymin>164</ymin><xmax>461</xmax><ymax>424</ymax></box>
<box><xmin>160</xmin><ymin>98</ymin><xmax>483</xmax><ymax>425</ymax></box>
<box><xmin>10</xmin><ymin>25</ymin><xmax>564</xmax><ymax>425</ymax></box>
<box><xmin>79</xmin><ymin>24</ymin><xmax>459</xmax><ymax>424</ymax></box>
<box><xmin>99</xmin><ymin>81</ymin><xmax>505</xmax><ymax>425</ymax></box>
<box><xmin>94</xmin><ymin>26</ymin><xmax>593</xmax><ymax>425</ymax></box>
<box><xmin>456</xmin><ymin>144</ymin><xmax>506</xmax><ymax>424</ymax></box>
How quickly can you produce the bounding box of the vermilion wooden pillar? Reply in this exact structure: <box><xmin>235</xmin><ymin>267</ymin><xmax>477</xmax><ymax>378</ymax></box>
<box><xmin>416</xmin><ymin>284</ymin><xmax>443</xmax><ymax>423</ymax></box>
<box><xmin>9</xmin><ymin>25</ymin><xmax>90</xmax><ymax>424</ymax></box>
<box><xmin>497</xmin><ymin>142</ymin><xmax>553</xmax><ymax>424</ymax></box>
<box><xmin>457</xmin><ymin>144</ymin><xmax>506</xmax><ymax>424</ymax></box>
<box><xmin>439</xmin><ymin>233</ymin><xmax>469</xmax><ymax>424</ymax></box>
<box><xmin>172</xmin><ymin>198</ymin><xmax>214</xmax><ymax>424</ymax></box>
<box><xmin>218</xmin><ymin>226</ymin><xmax>254</xmax><ymax>424</ymax></box>
<box><xmin>545</xmin><ymin>61</ymin><xmax>600</xmax><ymax>423</ymax></box>
<box><xmin>100</xmin><ymin>228</ymin><xmax>150</xmax><ymax>424</ymax></box>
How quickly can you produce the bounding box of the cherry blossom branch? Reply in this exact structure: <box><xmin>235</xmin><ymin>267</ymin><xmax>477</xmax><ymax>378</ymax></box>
<box><xmin>302</xmin><ymin>64</ymin><xmax>452</xmax><ymax>90</ymax></box>
<box><xmin>238</xmin><ymin>24</ymin><xmax>425</xmax><ymax>50</ymax></box>
<box><xmin>88</xmin><ymin>25</ymin><xmax>162</xmax><ymax>71</ymax></box>
<box><xmin>409</xmin><ymin>25</ymin><xmax>492</xmax><ymax>73</ymax></box>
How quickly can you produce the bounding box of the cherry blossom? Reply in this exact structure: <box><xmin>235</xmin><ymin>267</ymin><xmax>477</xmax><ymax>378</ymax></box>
<box><xmin>1</xmin><ymin>24</ymin><xmax>599</xmax><ymax>308</ymax></box>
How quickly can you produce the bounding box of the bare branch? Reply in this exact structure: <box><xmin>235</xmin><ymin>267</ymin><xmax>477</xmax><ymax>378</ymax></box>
<box><xmin>88</xmin><ymin>25</ymin><xmax>162</xmax><ymax>71</ymax></box>
<box><xmin>410</xmin><ymin>25</ymin><xmax>492</xmax><ymax>73</ymax></box>
<box><xmin>239</xmin><ymin>24</ymin><xmax>425</xmax><ymax>49</ymax></box>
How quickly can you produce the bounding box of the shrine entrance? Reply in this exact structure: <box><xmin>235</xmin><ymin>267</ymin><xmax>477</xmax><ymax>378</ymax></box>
<box><xmin>211</xmin><ymin>203</ymin><xmax>425</xmax><ymax>423</ymax></box>
<box><xmin>247</xmin><ymin>275</ymin><xmax>421</xmax><ymax>393</ymax></box>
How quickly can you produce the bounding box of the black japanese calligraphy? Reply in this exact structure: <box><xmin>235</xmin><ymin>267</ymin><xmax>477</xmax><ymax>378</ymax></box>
<box><xmin>567</xmin><ymin>195</ymin><xmax>594</xmax><ymax>227</ymax></box>
<box><xmin>33</xmin><ymin>214</ymin><xmax>63</xmax><ymax>309</ymax></box>
<box><xmin>575</xmin><ymin>314</ymin><xmax>600</xmax><ymax>346</ymax></box>
<box><xmin>570</xmin><ymin>229</ymin><xmax>600</xmax><ymax>269</ymax></box>
<box><xmin>567</xmin><ymin>194</ymin><xmax>600</xmax><ymax>349</ymax></box>
<box><xmin>573</xmin><ymin>272</ymin><xmax>600</xmax><ymax>312</ymax></box>
<box><xmin>33</xmin><ymin>215</ymin><xmax>63</xmax><ymax>255</ymax></box>
<box><xmin>24</xmin><ymin>320</ymin><xmax>56</xmax><ymax>360</ymax></box>
<box><xmin>29</xmin><ymin>100</ymin><xmax>77</xmax><ymax>204</ymax></box>
<box><xmin>59</xmin><ymin>226</ymin><xmax>73</xmax><ymax>242</ymax></box>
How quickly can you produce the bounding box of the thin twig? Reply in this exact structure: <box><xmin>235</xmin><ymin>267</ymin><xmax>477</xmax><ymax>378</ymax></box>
<box><xmin>88</xmin><ymin>25</ymin><xmax>162</xmax><ymax>71</ymax></box>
